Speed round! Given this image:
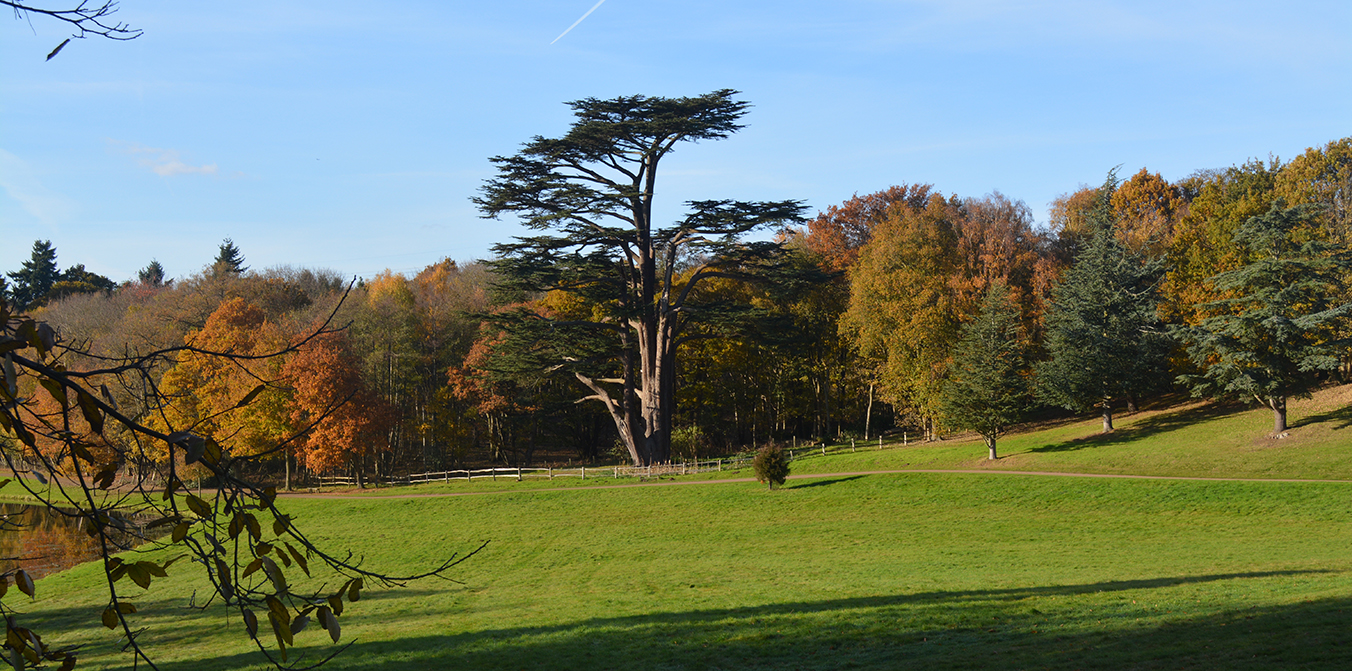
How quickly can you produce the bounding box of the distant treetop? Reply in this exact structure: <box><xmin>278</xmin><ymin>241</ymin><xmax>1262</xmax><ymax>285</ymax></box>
<box><xmin>213</xmin><ymin>238</ymin><xmax>249</xmax><ymax>275</ymax></box>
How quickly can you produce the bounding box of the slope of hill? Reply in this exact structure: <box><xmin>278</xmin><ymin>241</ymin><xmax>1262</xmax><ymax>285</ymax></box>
<box><xmin>17</xmin><ymin>383</ymin><xmax>1352</xmax><ymax>670</ymax></box>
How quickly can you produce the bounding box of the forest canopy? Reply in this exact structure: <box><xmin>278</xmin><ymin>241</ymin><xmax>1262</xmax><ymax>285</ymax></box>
<box><xmin>4</xmin><ymin>132</ymin><xmax>1349</xmax><ymax>481</ymax></box>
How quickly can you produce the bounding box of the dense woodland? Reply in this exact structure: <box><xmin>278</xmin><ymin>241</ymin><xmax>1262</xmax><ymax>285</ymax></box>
<box><xmin>5</xmin><ymin>135</ymin><xmax>1350</xmax><ymax>482</ymax></box>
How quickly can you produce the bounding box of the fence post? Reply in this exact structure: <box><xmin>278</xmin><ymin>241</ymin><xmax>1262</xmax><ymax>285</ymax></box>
<box><xmin>879</xmin><ymin>436</ymin><xmax>883</xmax><ymax>450</ymax></box>
<box><xmin>647</xmin><ymin>464</ymin><xmax>652</xmax><ymax>477</ymax></box>
<box><xmin>549</xmin><ymin>467</ymin><xmax>553</xmax><ymax>479</ymax></box>
<box><xmin>613</xmin><ymin>466</ymin><xmax>618</xmax><ymax>478</ymax></box>
<box><xmin>851</xmin><ymin>438</ymin><xmax>856</xmax><ymax>453</ymax></box>
<box><xmin>493</xmin><ymin>468</ymin><xmax>497</xmax><ymax>481</ymax></box>
<box><xmin>821</xmin><ymin>443</ymin><xmax>826</xmax><ymax>456</ymax></box>
<box><xmin>517</xmin><ymin>466</ymin><xmax>522</xmax><ymax>481</ymax></box>
<box><xmin>582</xmin><ymin>466</ymin><xmax>586</xmax><ymax>480</ymax></box>
<box><xmin>467</xmin><ymin>470</ymin><xmax>472</xmax><ymax>482</ymax></box>
<box><xmin>718</xmin><ymin>459</ymin><xmax>722</xmax><ymax>472</ymax></box>
<box><xmin>904</xmin><ymin>432</ymin><xmax>908</xmax><ymax>446</ymax></box>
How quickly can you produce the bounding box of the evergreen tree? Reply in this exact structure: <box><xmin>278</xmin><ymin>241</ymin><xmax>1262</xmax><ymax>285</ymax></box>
<box><xmin>939</xmin><ymin>282</ymin><xmax>1030</xmax><ymax>459</ymax></box>
<box><xmin>1036</xmin><ymin>174</ymin><xmax>1172</xmax><ymax>432</ymax></box>
<box><xmin>476</xmin><ymin>90</ymin><xmax>806</xmax><ymax>466</ymax></box>
<box><xmin>138</xmin><ymin>259</ymin><xmax>168</xmax><ymax>286</ymax></box>
<box><xmin>47</xmin><ymin>263</ymin><xmax>117</xmax><ymax>302</ymax></box>
<box><xmin>752</xmin><ymin>443</ymin><xmax>790</xmax><ymax>491</ymax></box>
<box><xmin>1178</xmin><ymin>201</ymin><xmax>1352</xmax><ymax>433</ymax></box>
<box><xmin>213</xmin><ymin>238</ymin><xmax>248</xmax><ymax>275</ymax></box>
<box><xmin>6</xmin><ymin>240</ymin><xmax>60</xmax><ymax>312</ymax></box>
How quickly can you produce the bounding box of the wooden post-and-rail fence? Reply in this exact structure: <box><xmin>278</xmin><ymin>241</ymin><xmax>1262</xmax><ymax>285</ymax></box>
<box><xmin>312</xmin><ymin>456</ymin><xmax>757</xmax><ymax>488</ymax></box>
<box><xmin>310</xmin><ymin>435</ymin><xmax>911</xmax><ymax>489</ymax></box>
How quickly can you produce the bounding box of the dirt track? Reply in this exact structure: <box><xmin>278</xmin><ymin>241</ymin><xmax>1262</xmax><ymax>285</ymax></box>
<box><xmin>278</xmin><ymin>468</ymin><xmax>1352</xmax><ymax>500</ymax></box>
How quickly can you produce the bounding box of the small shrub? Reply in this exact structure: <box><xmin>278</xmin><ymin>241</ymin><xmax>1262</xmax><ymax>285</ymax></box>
<box><xmin>753</xmin><ymin>444</ymin><xmax>790</xmax><ymax>491</ymax></box>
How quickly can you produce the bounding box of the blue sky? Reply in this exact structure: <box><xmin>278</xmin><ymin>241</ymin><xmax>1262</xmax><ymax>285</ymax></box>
<box><xmin>3</xmin><ymin>1</ymin><xmax>1350</xmax><ymax>283</ymax></box>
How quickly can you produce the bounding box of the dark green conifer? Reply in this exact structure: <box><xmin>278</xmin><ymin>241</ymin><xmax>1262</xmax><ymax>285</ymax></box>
<box><xmin>940</xmin><ymin>282</ymin><xmax>1030</xmax><ymax>459</ymax></box>
<box><xmin>213</xmin><ymin>238</ymin><xmax>248</xmax><ymax>275</ymax></box>
<box><xmin>1178</xmin><ymin>201</ymin><xmax>1352</xmax><ymax>433</ymax></box>
<box><xmin>1035</xmin><ymin>174</ymin><xmax>1172</xmax><ymax>432</ymax></box>
<box><xmin>138</xmin><ymin>259</ymin><xmax>168</xmax><ymax>286</ymax></box>
<box><xmin>6</xmin><ymin>240</ymin><xmax>60</xmax><ymax>312</ymax></box>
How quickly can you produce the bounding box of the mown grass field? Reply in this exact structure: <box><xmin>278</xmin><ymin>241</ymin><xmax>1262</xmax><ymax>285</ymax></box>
<box><xmin>17</xmin><ymin>385</ymin><xmax>1352</xmax><ymax>670</ymax></box>
<box><xmin>792</xmin><ymin>383</ymin><xmax>1352</xmax><ymax>481</ymax></box>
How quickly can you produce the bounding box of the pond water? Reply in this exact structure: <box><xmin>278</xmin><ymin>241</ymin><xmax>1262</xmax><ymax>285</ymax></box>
<box><xmin>0</xmin><ymin>503</ymin><xmax>160</xmax><ymax>579</ymax></box>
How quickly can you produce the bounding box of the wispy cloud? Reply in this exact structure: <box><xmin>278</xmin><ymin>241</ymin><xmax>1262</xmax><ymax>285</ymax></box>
<box><xmin>0</xmin><ymin>148</ymin><xmax>76</xmax><ymax>227</ymax></box>
<box><xmin>111</xmin><ymin>141</ymin><xmax>219</xmax><ymax>177</ymax></box>
<box><xmin>551</xmin><ymin>0</ymin><xmax>607</xmax><ymax>45</ymax></box>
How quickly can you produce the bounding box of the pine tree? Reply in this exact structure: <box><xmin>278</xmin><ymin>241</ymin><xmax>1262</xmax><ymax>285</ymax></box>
<box><xmin>138</xmin><ymin>259</ymin><xmax>167</xmax><ymax>286</ymax></box>
<box><xmin>6</xmin><ymin>240</ymin><xmax>60</xmax><ymax>312</ymax></box>
<box><xmin>213</xmin><ymin>238</ymin><xmax>248</xmax><ymax>275</ymax></box>
<box><xmin>1178</xmin><ymin>200</ymin><xmax>1352</xmax><ymax>433</ymax></box>
<box><xmin>940</xmin><ymin>282</ymin><xmax>1030</xmax><ymax>459</ymax></box>
<box><xmin>1036</xmin><ymin>174</ymin><xmax>1172</xmax><ymax>432</ymax></box>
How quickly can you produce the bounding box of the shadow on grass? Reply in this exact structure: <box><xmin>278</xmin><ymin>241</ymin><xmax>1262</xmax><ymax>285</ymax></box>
<box><xmin>1028</xmin><ymin>401</ymin><xmax>1250</xmax><ymax>454</ymax></box>
<box><xmin>790</xmin><ymin>476</ymin><xmax>867</xmax><ymax>490</ymax></box>
<box><xmin>139</xmin><ymin>569</ymin><xmax>1346</xmax><ymax>671</ymax></box>
<box><xmin>1294</xmin><ymin>403</ymin><xmax>1352</xmax><ymax>431</ymax></box>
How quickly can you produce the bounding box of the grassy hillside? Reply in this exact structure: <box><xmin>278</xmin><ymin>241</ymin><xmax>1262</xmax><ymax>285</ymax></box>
<box><xmin>16</xmin><ymin>385</ymin><xmax>1352</xmax><ymax>669</ymax></box>
<box><xmin>795</xmin><ymin>383</ymin><xmax>1352</xmax><ymax>480</ymax></box>
<box><xmin>306</xmin><ymin>383</ymin><xmax>1352</xmax><ymax>499</ymax></box>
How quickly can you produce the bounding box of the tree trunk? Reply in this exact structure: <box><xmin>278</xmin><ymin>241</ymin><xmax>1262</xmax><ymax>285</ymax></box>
<box><xmin>813</xmin><ymin>378</ymin><xmax>822</xmax><ymax>440</ymax></box>
<box><xmin>1272</xmin><ymin>395</ymin><xmax>1287</xmax><ymax>433</ymax></box>
<box><xmin>864</xmin><ymin>383</ymin><xmax>874</xmax><ymax>440</ymax></box>
<box><xmin>1126</xmin><ymin>393</ymin><xmax>1138</xmax><ymax>413</ymax></box>
<box><xmin>284</xmin><ymin>450</ymin><xmax>291</xmax><ymax>491</ymax></box>
<box><xmin>986</xmin><ymin>435</ymin><xmax>997</xmax><ymax>460</ymax></box>
<box><xmin>1101</xmin><ymin>404</ymin><xmax>1114</xmax><ymax>433</ymax></box>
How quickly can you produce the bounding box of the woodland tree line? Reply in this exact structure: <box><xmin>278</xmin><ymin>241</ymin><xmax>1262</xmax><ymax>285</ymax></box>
<box><xmin>5</xmin><ymin>96</ymin><xmax>1350</xmax><ymax>480</ymax></box>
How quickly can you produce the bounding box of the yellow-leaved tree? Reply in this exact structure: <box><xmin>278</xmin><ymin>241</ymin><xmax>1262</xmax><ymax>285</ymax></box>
<box><xmin>152</xmin><ymin>298</ymin><xmax>291</xmax><ymax>465</ymax></box>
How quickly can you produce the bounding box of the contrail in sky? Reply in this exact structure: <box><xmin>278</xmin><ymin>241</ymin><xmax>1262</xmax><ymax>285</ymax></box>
<box><xmin>550</xmin><ymin>0</ymin><xmax>607</xmax><ymax>44</ymax></box>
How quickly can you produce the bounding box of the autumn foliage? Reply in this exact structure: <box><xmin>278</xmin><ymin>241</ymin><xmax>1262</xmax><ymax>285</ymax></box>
<box><xmin>18</xmin><ymin>133</ymin><xmax>1352</xmax><ymax>472</ymax></box>
<box><xmin>802</xmin><ymin>183</ymin><xmax>934</xmax><ymax>272</ymax></box>
<box><xmin>152</xmin><ymin>297</ymin><xmax>290</xmax><ymax>460</ymax></box>
<box><xmin>283</xmin><ymin>330</ymin><xmax>394</xmax><ymax>473</ymax></box>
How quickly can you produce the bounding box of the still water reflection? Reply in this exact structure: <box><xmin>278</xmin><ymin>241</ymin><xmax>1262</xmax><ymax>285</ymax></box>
<box><xmin>0</xmin><ymin>503</ymin><xmax>159</xmax><ymax>579</ymax></box>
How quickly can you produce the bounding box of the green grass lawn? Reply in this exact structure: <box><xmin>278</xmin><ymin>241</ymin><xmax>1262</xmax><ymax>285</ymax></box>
<box><xmin>22</xmin><ymin>473</ymin><xmax>1352</xmax><ymax>670</ymax></box>
<box><xmin>289</xmin><ymin>383</ymin><xmax>1352</xmax><ymax>500</ymax></box>
<box><xmin>785</xmin><ymin>383</ymin><xmax>1352</xmax><ymax>481</ymax></box>
<box><xmin>16</xmin><ymin>384</ymin><xmax>1352</xmax><ymax>669</ymax></box>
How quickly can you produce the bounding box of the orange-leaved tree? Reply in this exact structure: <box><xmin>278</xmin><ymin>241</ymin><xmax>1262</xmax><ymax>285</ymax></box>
<box><xmin>802</xmin><ymin>184</ymin><xmax>934</xmax><ymax>272</ymax></box>
<box><xmin>152</xmin><ymin>297</ymin><xmax>291</xmax><ymax>464</ymax></box>
<box><xmin>283</xmin><ymin>329</ymin><xmax>394</xmax><ymax>485</ymax></box>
